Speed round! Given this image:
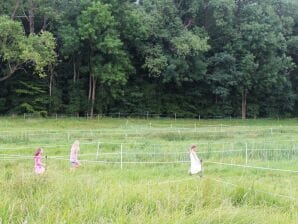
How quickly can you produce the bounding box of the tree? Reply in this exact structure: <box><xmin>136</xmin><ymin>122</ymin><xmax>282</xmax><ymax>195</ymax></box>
<box><xmin>137</xmin><ymin>0</ymin><xmax>210</xmax><ymax>82</ymax></box>
<box><xmin>77</xmin><ymin>1</ymin><xmax>132</xmax><ymax>116</ymax></box>
<box><xmin>203</xmin><ymin>0</ymin><xmax>295</xmax><ymax>118</ymax></box>
<box><xmin>0</xmin><ymin>16</ymin><xmax>56</xmax><ymax>82</ymax></box>
<box><xmin>0</xmin><ymin>0</ymin><xmax>297</xmax><ymax>117</ymax></box>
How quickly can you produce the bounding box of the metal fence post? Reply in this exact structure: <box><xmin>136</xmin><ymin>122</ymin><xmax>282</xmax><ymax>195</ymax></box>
<box><xmin>245</xmin><ymin>143</ymin><xmax>248</xmax><ymax>165</ymax></box>
<box><xmin>121</xmin><ymin>144</ymin><xmax>123</xmax><ymax>169</ymax></box>
<box><xmin>96</xmin><ymin>142</ymin><xmax>100</xmax><ymax>160</ymax></box>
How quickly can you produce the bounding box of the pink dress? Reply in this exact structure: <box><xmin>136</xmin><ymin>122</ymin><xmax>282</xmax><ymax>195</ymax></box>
<box><xmin>34</xmin><ymin>155</ymin><xmax>45</xmax><ymax>174</ymax></box>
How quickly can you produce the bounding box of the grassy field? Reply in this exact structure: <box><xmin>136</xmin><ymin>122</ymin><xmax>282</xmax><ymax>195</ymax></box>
<box><xmin>0</xmin><ymin>117</ymin><xmax>297</xmax><ymax>223</ymax></box>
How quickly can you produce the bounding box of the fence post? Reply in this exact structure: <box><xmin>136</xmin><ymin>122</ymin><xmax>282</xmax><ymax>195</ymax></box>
<box><xmin>146</xmin><ymin>111</ymin><xmax>149</xmax><ymax>120</ymax></box>
<box><xmin>120</xmin><ymin>144</ymin><xmax>123</xmax><ymax>169</ymax></box>
<box><xmin>23</xmin><ymin>113</ymin><xmax>26</xmax><ymax>119</ymax></box>
<box><xmin>245</xmin><ymin>143</ymin><xmax>248</xmax><ymax>165</ymax></box>
<box><xmin>199</xmin><ymin>115</ymin><xmax>200</xmax><ymax>121</ymax></box>
<box><xmin>96</xmin><ymin>142</ymin><xmax>100</xmax><ymax>160</ymax></box>
<box><xmin>118</xmin><ymin>112</ymin><xmax>121</xmax><ymax>118</ymax></box>
<box><xmin>174</xmin><ymin>113</ymin><xmax>177</xmax><ymax>121</ymax></box>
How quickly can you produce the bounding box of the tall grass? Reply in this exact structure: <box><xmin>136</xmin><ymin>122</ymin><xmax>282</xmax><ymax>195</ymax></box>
<box><xmin>0</xmin><ymin>118</ymin><xmax>297</xmax><ymax>223</ymax></box>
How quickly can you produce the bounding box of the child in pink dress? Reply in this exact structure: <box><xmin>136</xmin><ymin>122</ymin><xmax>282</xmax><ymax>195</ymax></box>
<box><xmin>70</xmin><ymin>140</ymin><xmax>81</xmax><ymax>169</ymax></box>
<box><xmin>34</xmin><ymin>148</ymin><xmax>45</xmax><ymax>174</ymax></box>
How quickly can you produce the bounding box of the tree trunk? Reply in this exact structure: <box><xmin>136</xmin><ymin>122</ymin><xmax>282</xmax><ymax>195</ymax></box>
<box><xmin>42</xmin><ymin>15</ymin><xmax>48</xmax><ymax>31</ymax></box>
<box><xmin>28</xmin><ymin>0</ymin><xmax>35</xmax><ymax>34</ymax></box>
<box><xmin>49</xmin><ymin>66</ymin><xmax>53</xmax><ymax>97</ymax></box>
<box><xmin>48</xmin><ymin>65</ymin><xmax>54</xmax><ymax>112</ymax></box>
<box><xmin>11</xmin><ymin>0</ymin><xmax>20</xmax><ymax>19</ymax></box>
<box><xmin>88</xmin><ymin>53</ymin><xmax>92</xmax><ymax>100</ymax></box>
<box><xmin>88</xmin><ymin>74</ymin><xmax>92</xmax><ymax>100</ymax></box>
<box><xmin>0</xmin><ymin>63</ymin><xmax>19</xmax><ymax>82</ymax></box>
<box><xmin>241</xmin><ymin>90</ymin><xmax>247</xmax><ymax>119</ymax></box>
<box><xmin>90</xmin><ymin>77</ymin><xmax>96</xmax><ymax>117</ymax></box>
<box><xmin>0</xmin><ymin>72</ymin><xmax>14</xmax><ymax>82</ymax></box>
<box><xmin>73</xmin><ymin>58</ymin><xmax>76</xmax><ymax>83</ymax></box>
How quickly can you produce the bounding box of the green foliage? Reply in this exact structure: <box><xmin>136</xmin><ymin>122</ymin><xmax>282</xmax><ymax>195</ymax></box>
<box><xmin>11</xmin><ymin>79</ymin><xmax>48</xmax><ymax>114</ymax></box>
<box><xmin>77</xmin><ymin>1</ymin><xmax>132</xmax><ymax>84</ymax></box>
<box><xmin>19</xmin><ymin>31</ymin><xmax>56</xmax><ymax>77</ymax></box>
<box><xmin>0</xmin><ymin>16</ymin><xmax>56</xmax><ymax>81</ymax></box>
<box><xmin>0</xmin><ymin>16</ymin><xmax>25</xmax><ymax>62</ymax></box>
<box><xmin>58</xmin><ymin>25</ymin><xmax>80</xmax><ymax>58</ymax></box>
<box><xmin>172</xmin><ymin>31</ymin><xmax>210</xmax><ymax>56</ymax></box>
<box><xmin>65</xmin><ymin>82</ymin><xmax>88</xmax><ymax>115</ymax></box>
<box><xmin>0</xmin><ymin>0</ymin><xmax>298</xmax><ymax>117</ymax></box>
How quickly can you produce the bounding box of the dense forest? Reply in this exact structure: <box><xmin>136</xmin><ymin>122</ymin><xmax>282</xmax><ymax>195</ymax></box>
<box><xmin>0</xmin><ymin>0</ymin><xmax>297</xmax><ymax>118</ymax></box>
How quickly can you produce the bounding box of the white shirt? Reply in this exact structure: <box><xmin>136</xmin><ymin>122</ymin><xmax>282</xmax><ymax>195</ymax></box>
<box><xmin>189</xmin><ymin>150</ymin><xmax>202</xmax><ymax>174</ymax></box>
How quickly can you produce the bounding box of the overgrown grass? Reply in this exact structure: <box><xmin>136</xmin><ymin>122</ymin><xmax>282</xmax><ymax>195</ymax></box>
<box><xmin>0</xmin><ymin>117</ymin><xmax>297</xmax><ymax>223</ymax></box>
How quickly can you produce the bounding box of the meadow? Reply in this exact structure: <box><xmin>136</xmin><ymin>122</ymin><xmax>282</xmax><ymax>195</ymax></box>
<box><xmin>0</xmin><ymin>117</ymin><xmax>297</xmax><ymax>223</ymax></box>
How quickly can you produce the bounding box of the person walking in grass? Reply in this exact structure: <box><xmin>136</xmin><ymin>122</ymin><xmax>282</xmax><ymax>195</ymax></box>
<box><xmin>70</xmin><ymin>140</ymin><xmax>81</xmax><ymax>169</ymax></box>
<box><xmin>34</xmin><ymin>147</ymin><xmax>45</xmax><ymax>174</ymax></box>
<box><xmin>188</xmin><ymin>144</ymin><xmax>203</xmax><ymax>176</ymax></box>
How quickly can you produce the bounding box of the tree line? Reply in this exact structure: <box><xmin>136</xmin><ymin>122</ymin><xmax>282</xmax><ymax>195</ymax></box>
<box><xmin>0</xmin><ymin>0</ymin><xmax>297</xmax><ymax>118</ymax></box>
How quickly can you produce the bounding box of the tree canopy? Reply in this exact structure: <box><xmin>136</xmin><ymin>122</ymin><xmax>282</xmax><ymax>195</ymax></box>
<box><xmin>0</xmin><ymin>0</ymin><xmax>297</xmax><ymax>118</ymax></box>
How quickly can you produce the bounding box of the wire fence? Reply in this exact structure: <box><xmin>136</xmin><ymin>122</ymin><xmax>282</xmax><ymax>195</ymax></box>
<box><xmin>1</xmin><ymin>115</ymin><xmax>297</xmax><ymax>205</ymax></box>
<box><xmin>1</xmin><ymin>152</ymin><xmax>297</xmax><ymax>203</ymax></box>
<box><xmin>17</xmin><ymin>112</ymin><xmax>237</xmax><ymax>120</ymax></box>
<box><xmin>0</xmin><ymin>127</ymin><xmax>297</xmax><ymax>147</ymax></box>
<box><xmin>1</xmin><ymin>139</ymin><xmax>297</xmax><ymax>163</ymax></box>
<box><xmin>1</xmin><ymin>145</ymin><xmax>297</xmax><ymax>172</ymax></box>
<box><xmin>1</xmin><ymin>145</ymin><xmax>297</xmax><ymax>204</ymax></box>
<box><xmin>2</xmin><ymin>112</ymin><xmax>293</xmax><ymax>120</ymax></box>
